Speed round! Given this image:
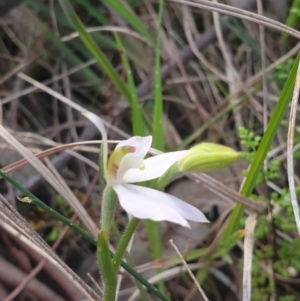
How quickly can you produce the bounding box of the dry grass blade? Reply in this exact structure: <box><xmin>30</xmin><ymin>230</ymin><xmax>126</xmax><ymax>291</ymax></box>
<box><xmin>1</xmin><ymin>59</ymin><xmax>97</xmax><ymax>105</ymax></box>
<box><xmin>18</xmin><ymin>72</ymin><xmax>91</xmax><ymax>114</ymax></box>
<box><xmin>287</xmin><ymin>60</ymin><xmax>300</xmax><ymax>235</ymax></box>
<box><xmin>128</xmin><ymin>261</ymin><xmax>216</xmax><ymax>301</ymax></box>
<box><xmin>242</xmin><ymin>215</ymin><xmax>257</xmax><ymax>301</ymax></box>
<box><xmin>1</xmin><ymin>141</ymin><xmax>101</xmax><ymax>174</ymax></box>
<box><xmin>0</xmin><ymin>194</ymin><xmax>101</xmax><ymax>301</ymax></box>
<box><xmin>190</xmin><ymin>173</ymin><xmax>264</xmax><ymax>212</ymax></box>
<box><xmin>61</xmin><ymin>25</ymin><xmax>150</xmax><ymax>44</ymax></box>
<box><xmin>256</xmin><ymin>0</ymin><xmax>268</xmax><ymax>134</ymax></box>
<box><xmin>169</xmin><ymin>239</ymin><xmax>210</xmax><ymax>301</ymax></box>
<box><xmin>168</xmin><ymin>0</ymin><xmax>300</xmax><ymax>40</ymax></box>
<box><xmin>0</xmin><ymin>125</ymin><xmax>98</xmax><ymax>237</ymax></box>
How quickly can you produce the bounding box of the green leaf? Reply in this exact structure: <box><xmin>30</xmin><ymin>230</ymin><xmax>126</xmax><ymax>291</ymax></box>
<box><xmin>101</xmin><ymin>0</ymin><xmax>154</xmax><ymax>46</ymax></box>
<box><xmin>58</xmin><ymin>0</ymin><xmax>131</xmax><ymax>103</ymax></box>
<box><xmin>222</xmin><ymin>51</ymin><xmax>300</xmax><ymax>242</ymax></box>
<box><xmin>114</xmin><ymin>33</ymin><xmax>145</xmax><ymax>136</ymax></box>
<box><xmin>152</xmin><ymin>0</ymin><xmax>164</xmax><ymax>151</ymax></box>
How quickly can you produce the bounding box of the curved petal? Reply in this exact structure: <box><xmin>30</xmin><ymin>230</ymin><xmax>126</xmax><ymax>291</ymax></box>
<box><xmin>117</xmin><ymin>153</ymin><xmax>143</xmax><ymax>183</ymax></box>
<box><xmin>116</xmin><ymin>136</ymin><xmax>152</xmax><ymax>159</ymax></box>
<box><xmin>107</xmin><ymin>136</ymin><xmax>152</xmax><ymax>185</ymax></box>
<box><xmin>122</xmin><ymin>150</ymin><xmax>188</xmax><ymax>183</ymax></box>
<box><xmin>113</xmin><ymin>184</ymin><xmax>209</xmax><ymax>227</ymax></box>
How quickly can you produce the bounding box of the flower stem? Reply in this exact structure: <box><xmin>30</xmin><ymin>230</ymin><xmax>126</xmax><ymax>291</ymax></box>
<box><xmin>112</xmin><ymin>217</ymin><xmax>140</xmax><ymax>272</ymax></box>
<box><xmin>101</xmin><ymin>186</ymin><xmax>117</xmax><ymax>240</ymax></box>
<box><xmin>97</xmin><ymin>231</ymin><xmax>117</xmax><ymax>301</ymax></box>
<box><xmin>97</xmin><ymin>185</ymin><xmax>118</xmax><ymax>300</ymax></box>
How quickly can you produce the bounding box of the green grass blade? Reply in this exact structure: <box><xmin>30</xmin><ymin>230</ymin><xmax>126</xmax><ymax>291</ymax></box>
<box><xmin>114</xmin><ymin>33</ymin><xmax>145</xmax><ymax>136</ymax></box>
<box><xmin>0</xmin><ymin>169</ymin><xmax>170</xmax><ymax>301</ymax></box>
<box><xmin>74</xmin><ymin>0</ymin><xmax>107</xmax><ymax>24</ymax></box>
<box><xmin>282</xmin><ymin>0</ymin><xmax>300</xmax><ymax>42</ymax></box>
<box><xmin>58</xmin><ymin>0</ymin><xmax>131</xmax><ymax>103</ymax></box>
<box><xmin>102</xmin><ymin>0</ymin><xmax>154</xmax><ymax>46</ymax></box>
<box><xmin>152</xmin><ymin>0</ymin><xmax>164</xmax><ymax>151</ymax></box>
<box><xmin>222</xmin><ymin>51</ymin><xmax>300</xmax><ymax>242</ymax></box>
<box><xmin>30</xmin><ymin>20</ymin><xmax>104</xmax><ymax>90</ymax></box>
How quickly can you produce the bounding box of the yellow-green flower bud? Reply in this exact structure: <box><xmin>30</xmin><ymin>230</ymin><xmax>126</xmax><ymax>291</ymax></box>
<box><xmin>178</xmin><ymin>143</ymin><xmax>240</xmax><ymax>173</ymax></box>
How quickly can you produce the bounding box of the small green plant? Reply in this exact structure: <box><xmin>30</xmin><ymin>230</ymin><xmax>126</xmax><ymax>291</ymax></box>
<box><xmin>238</xmin><ymin>127</ymin><xmax>300</xmax><ymax>300</ymax></box>
<box><xmin>239</xmin><ymin>127</ymin><xmax>280</xmax><ymax>185</ymax></box>
<box><xmin>271</xmin><ymin>59</ymin><xmax>295</xmax><ymax>89</ymax></box>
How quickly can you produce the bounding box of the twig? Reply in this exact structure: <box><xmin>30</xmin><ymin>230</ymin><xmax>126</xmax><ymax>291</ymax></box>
<box><xmin>116</xmin><ymin>0</ymin><xmax>257</xmax><ymax>112</ymax></box>
<box><xmin>169</xmin><ymin>239</ymin><xmax>209</xmax><ymax>301</ymax></box>
<box><xmin>0</xmin><ymin>124</ymin><xmax>98</xmax><ymax>237</ymax></box>
<box><xmin>168</xmin><ymin>0</ymin><xmax>300</xmax><ymax>40</ymax></box>
<box><xmin>242</xmin><ymin>214</ymin><xmax>257</xmax><ymax>301</ymax></box>
<box><xmin>3</xmin><ymin>171</ymin><xmax>99</xmax><ymax>301</ymax></box>
<box><xmin>0</xmin><ymin>194</ymin><xmax>101</xmax><ymax>300</ymax></box>
<box><xmin>256</xmin><ymin>0</ymin><xmax>268</xmax><ymax>134</ymax></box>
<box><xmin>190</xmin><ymin>173</ymin><xmax>264</xmax><ymax>212</ymax></box>
<box><xmin>0</xmin><ymin>257</ymin><xmax>66</xmax><ymax>301</ymax></box>
<box><xmin>287</xmin><ymin>60</ymin><xmax>300</xmax><ymax>235</ymax></box>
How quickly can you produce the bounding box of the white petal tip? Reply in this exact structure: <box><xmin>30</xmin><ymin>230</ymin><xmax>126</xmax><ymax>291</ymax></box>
<box><xmin>183</xmin><ymin>222</ymin><xmax>191</xmax><ymax>228</ymax></box>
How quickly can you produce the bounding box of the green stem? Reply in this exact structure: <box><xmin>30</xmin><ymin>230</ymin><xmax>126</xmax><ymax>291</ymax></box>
<box><xmin>112</xmin><ymin>217</ymin><xmax>140</xmax><ymax>272</ymax></box>
<box><xmin>97</xmin><ymin>185</ymin><xmax>118</xmax><ymax>300</ymax></box>
<box><xmin>101</xmin><ymin>186</ymin><xmax>117</xmax><ymax>239</ymax></box>
<box><xmin>97</xmin><ymin>231</ymin><xmax>117</xmax><ymax>301</ymax></box>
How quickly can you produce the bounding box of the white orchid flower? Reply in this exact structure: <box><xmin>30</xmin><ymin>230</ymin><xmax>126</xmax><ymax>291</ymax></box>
<box><xmin>83</xmin><ymin>112</ymin><xmax>209</xmax><ymax>227</ymax></box>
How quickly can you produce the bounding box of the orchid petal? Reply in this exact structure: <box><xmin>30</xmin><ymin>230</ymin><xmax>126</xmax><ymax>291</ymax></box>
<box><xmin>122</xmin><ymin>150</ymin><xmax>188</xmax><ymax>183</ymax></box>
<box><xmin>107</xmin><ymin>136</ymin><xmax>152</xmax><ymax>185</ymax></box>
<box><xmin>117</xmin><ymin>153</ymin><xmax>144</xmax><ymax>183</ymax></box>
<box><xmin>113</xmin><ymin>184</ymin><xmax>209</xmax><ymax>227</ymax></box>
<box><xmin>116</xmin><ymin>136</ymin><xmax>152</xmax><ymax>159</ymax></box>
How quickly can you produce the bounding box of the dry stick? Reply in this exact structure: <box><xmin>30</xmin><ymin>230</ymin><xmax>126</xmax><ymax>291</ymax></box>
<box><xmin>256</xmin><ymin>0</ymin><xmax>268</xmax><ymax>134</ymax></box>
<box><xmin>168</xmin><ymin>0</ymin><xmax>300</xmax><ymax>40</ymax></box>
<box><xmin>0</xmin><ymin>59</ymin><xmax>97</xmax><ymax>105</ymax></box>
<box><xmin>211</xmin><ymin>0</ymin><xmax>262</xmax><ymax>116</ymax></box>
<box><xmin>3</xmin><ymin>173</ymin><xmax>99</xmax><ymax>301</ymax></box>
<box><xmin>1</xmin><ymin>140</ymin><xmax>124</xmax><ymax>174</ymax></box>
<box><xmin>287</xmin><ymin>61</ymin><xmax>300</xmax><ymax>235</ymax></box>
<box><xmin>0</xmin><ymin>195</ymin><xmax>101</xmax><ymax>301</ymax></box>
<box><xmin>182</xmin><ymin>5</ymin><xmax>229</xmax><ymax>83</ymax></box>
<box><xmin>0</xmin><ymin>124</ymin><xmax>98</xmax><ymax>237</ymax></box>
<box><xmin>169</xmin><ymin>239</ymin><xmax>210</xmax><ymax>301</ymax></box>
<box><xmin>242</xmin><ymin>215</ymin><xmax>257</xmax><ymax>301</ymax></box>
<box><xmin>190</xmin><ymin>173</ymin><xmax>264</xmax><ymax>212</ymax></box>
<box><xmin>128</xmin><ymin>261</ymin><xmax>223</xmax><ymax>301</ymax></box>
<box><xmin>115</xmin><ymin>0</ymin><xmax>257</xmax><ymax>112</ymax></box>
<box><xmin>1</xmin><ymin>140</ymin><xmax>101</xmax><ymax>174</ymax></box>
<box><xmin>0</xmin><ymin>257</ymin><xmax>65</xmax><ymax>301</ymax></box>
<box><xmin>147</xmin><ymin>1</ymin><xmax>209</xmax><ymax>121</ymax></box>
<box><xmin>61</xmin><ymin>26</ymin><xmax>150</xmax><ymax>44</ymax></box>
<box><xmin>211</xmin><ymin>0</ymin><xmax>244</xmax><ymax>132</ymax></box>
